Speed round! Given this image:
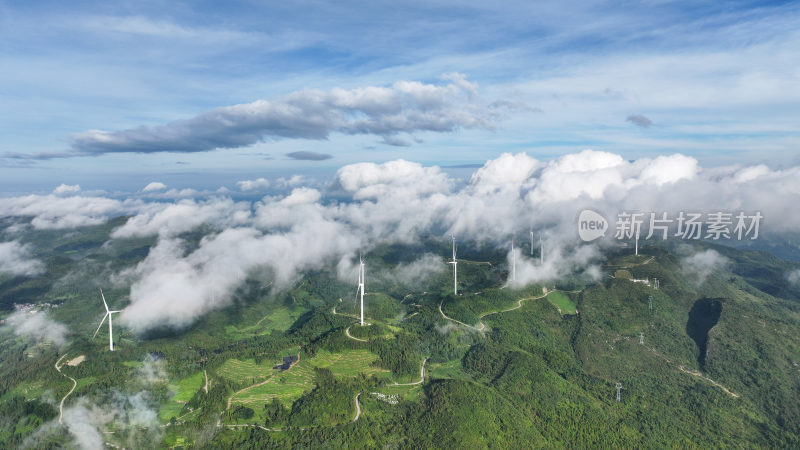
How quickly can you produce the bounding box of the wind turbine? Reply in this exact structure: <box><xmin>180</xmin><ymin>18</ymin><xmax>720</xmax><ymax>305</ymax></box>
<box><xmin>539</xmin><ymin>232</ymin><xmax>544</xmax><ymax>265</ymax></box>
<box><xmin>448</xmin><ymin>235</ymin><xmax>458</xmax><ymax>295</ymax></box>
<box><xmin>93</xmin><ymin>288</ymin><xmax>121</xmax><ymax>351</ymax></box>
<box><xmin>357</xmin><ymin>255</ymin><xmax>366</xmax><ymax>326</ymax></box>
<box><xmin>529</xmin><ymin>226</ymin><xmax>534</xmax><ymax>256</ymax></box>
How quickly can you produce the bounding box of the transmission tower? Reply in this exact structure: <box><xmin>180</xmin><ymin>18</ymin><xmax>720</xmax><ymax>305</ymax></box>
<box><xmin>648</xmin><ymin>295</ymin><xmax>653</xmax><ymax>310</ymax></box>
<box><xmin>654</xmin><ymin>278</ymin><xmax>660</xmax><ymax>290</ymax></box>
<box><xmin>639</xmin><ymin>332</ymin><xmax>644</xmax><ymax>345</ymax></box>
<box><xmin>615</xmin><ymin>383</ymin><xmax>623</xmax><ymax>402</ymax></box>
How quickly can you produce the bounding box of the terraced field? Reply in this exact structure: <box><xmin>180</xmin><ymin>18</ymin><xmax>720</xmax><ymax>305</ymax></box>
<box><xmin>233</xmin><ymin>359</ymin><xmax>316</xmax><ymax>408</ymax></box>
<box><xmin>230</xmin><ymin>349</ymin><xmax>387</xmax><ymax>410</ymax></box>
<box><xmin>216</xmin><ymin>358</ymin><xmax>275</xmax><ymax>384</ymax></box>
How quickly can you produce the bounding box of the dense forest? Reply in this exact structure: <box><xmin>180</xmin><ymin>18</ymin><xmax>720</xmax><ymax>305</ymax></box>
<box><xmin>1</xmin><ymin>219</ymin><xmax>799</xmax><ymax>448</ymax></box>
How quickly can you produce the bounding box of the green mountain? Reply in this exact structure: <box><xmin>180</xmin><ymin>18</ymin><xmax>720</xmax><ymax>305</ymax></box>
<box><xmin>1</xmin><ymin>222</ymin><xmax>799</xmax><ymax>448</ymax></box>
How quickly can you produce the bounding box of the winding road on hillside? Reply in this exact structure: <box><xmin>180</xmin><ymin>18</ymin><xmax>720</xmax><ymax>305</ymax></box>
<box><xmin>479</xmin><ymin>288</ymin><xmax>550</xmax><ymax>319</ymax></box>
<box><xmin>352</xmin><ymin>392</ymin><xmax>362</xmax><ymax>422</ymax></box>
<box><xmin>458</xmin><ymin>259</ymin><xmax>492</xmax><ymax>266</ymax></box>
<box><xmin>439</xmin><ymin>299</ymin><xmax>487</xmax><ymax>332</ymax></box>
<box><xmin>55</xmin><ymin>354</ymin><xmax>77</xmax><ymax>424</ymax></box>
<box><xmin>345</xmin><ymin>326</ymin><xmax>368</xmax><ymax>342</ymax></box>
<box><xmin>614</xmin><ymin>255</ymin><xmax>656</xmax><ymax>270</ymax></box>
<box><xmin>392</xmin><ymin>358</ymin><xmax>428</xmax><ymax>386</ymax></box>
<box><xmin>606</xmin><ymin>255</ymin><xmax>738</xmax><ymax>397</ymax></box>
<box><xmin>639</xmin><ymin>342</ymin><xmax>740</xmax><ymax>398</ymax></box>
<box><xmin>677</xmin><ymin>365</ymin><xmax>740</xmax><ymax>398</ymax></box>
<box><xmin>332</xmin><ymin>301</ymin><xmax>360</xmax><ymax>320</ymax></box>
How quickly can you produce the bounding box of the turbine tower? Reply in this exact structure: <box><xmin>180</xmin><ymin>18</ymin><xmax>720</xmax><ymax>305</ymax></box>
<box><xmin>448</xmin><ymin>235</ymin><xmax>458</xmax><ymax>295</ymax></box>
<box><xmin>93</xmin><ymin>288</ymin><xmax>121</xmax><ymax>351</ymax></box>
<box><xmin>357</xmin><ymin>255</ymin><xmax>366</xmax><ymax>326</ymax></box>
<box><xmin>539</xmin><ymin>232</ymin><xmax>544</xmax><ymax>265</ymax></box>
<box><xmin>529</xmin><ymin>226</ymin><xmax>534</xmax><ymax>256</ymax></box>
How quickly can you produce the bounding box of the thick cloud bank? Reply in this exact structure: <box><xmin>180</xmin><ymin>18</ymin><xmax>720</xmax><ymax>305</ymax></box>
<box><xmin>3</xmin><ymin>150</ymin><xmax>797</xmax><ymax>333</ymax></box>
<box><xmin>0</xmin><ymin>194</ymin><xmax>130</xmax><ymax>230</ymax></box>
<box><xmin>45</xmin><ymin>73</ymin><xmax>505</xmax><ymax>158</ymax></box>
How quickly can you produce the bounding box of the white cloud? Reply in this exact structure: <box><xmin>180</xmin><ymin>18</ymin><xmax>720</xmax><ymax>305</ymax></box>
<box><xmin>279</xmin><ymin>187</ymin><xmax>321</xmax><ymax>206</ymax></box>
<box><xmin>786</xmin><ymin>269</ymin><xmax>800</xmax><ymax>286</ymax></box>
<box><xmin>3</xmin><ymin>309</ymin><xmax>68</xmax><ymax>345</ymax></box>
<box><xmin>48</xmin><ymin>74</ymin><xmax>510</xmax><ymax>158</ymax></box>
<box><xmin>62</xmin><ymin>404</ymin><xmax>104</xmax><ymax>450</ymax></box>
<box><xmin>637</xmin><ymin>154</ymin><xmax>698</xmax><ymax>186</ymax></box>
<box><xmin>135</xmin><ymin>354</ymin><xmax>167</xmax><ymax>385</ymax></box>
<box><xmin>142</xmin><ymin>182</ymin><xmax>167</xmax><ymax>192</ymax></box>
<box><xmin>681</xmin><ymin>248</ymin><xmax>728</xmax><ymax>287</ymax></box>
<box><xmin>389</xmin><ymin>253</ymin><xmax>446</xmax><ymax>286</ymax></box>
<box><xmin>0</xmin><ymin>194</ymin><xmax>128</xmax><ymax>229</ymax></box>
<box><xmin>110</xmin><ymin>198</ymin><xmax>250</xmax><ymax>239</ymax></box>
<box><xmin>0</xmin><ymin>240</ymin><xmax>44</xmax><ymax>276</ymax></box>
<box><xmin>237</xmin><ymin>177</ymin><xmax>270</xmax><ymax>191</ymax></box>
<box><xmin>61</xmin><ymin>391</ymin><xmax>162</xmax><ymax>449</ymax></box>
<box><xmin>69</xmin><ymin>150</ymin><xmax>800</xmax><ymax>333</ymax></box>
<box><xmin>335</xmin><ymin>159</ymin><xmax>451</xmax><ymax>200</ymax></box>
<box><xmin>507</xmin><ymin>240</ymin><xmax>601</xmax><ymax>288</ymax></box>
<box><xmin>53</xmin><ymin>184</ymin><xmax>81</xmax><ymax>195</ymax></box>
<box><xmin>468</xmin><ymin>152</ymin><xmax>540</xmax><ymax>195</ymax></box>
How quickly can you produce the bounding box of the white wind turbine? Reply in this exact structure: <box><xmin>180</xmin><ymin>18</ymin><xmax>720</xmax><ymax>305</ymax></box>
<box><xmin>539</xmin><ymin>232</ymin><xmax>544</xmax><ymax>265</ymax></box>
<box><xmin>93</xmin><ymin>288</ymin><xmax>121</xmax><ymax>351</ymax></box>
<box><xmin>448</xmin><ymin>235</ymin><xmax>458</xmax><ymax>295</ymax></box>
<box><xmin>357</xmin><ymin>255</ymin><xmax>366</xmax><ymax>326</ymax></box>
<box><xmin>529</xmin><ymin>226</ymin><xmax>534</xmax><ymax>256</ymax></box>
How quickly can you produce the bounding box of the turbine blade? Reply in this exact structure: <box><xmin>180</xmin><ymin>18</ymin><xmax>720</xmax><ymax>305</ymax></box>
<box><xmin>99</xmin><ymin>288</ymin><xmax>110</xmax><ymax>313</ymax></box>
<box><xmin>93</xmin><ymin>313</ymin><xmax>109</xmax><ymax>339</ymax></box>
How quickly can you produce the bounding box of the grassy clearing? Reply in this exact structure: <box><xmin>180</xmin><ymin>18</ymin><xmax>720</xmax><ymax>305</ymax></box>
<box><xmin>546</xmin><ymin>291</ymin><xmax>578</xmax><ymax>315</ymax></box>
<box><xmin>75</xmin><ymin>376</ymin><xmax>95</xmax><ymax>391</ymax></box>
<box><xmin>225</xmin><ymin>306</ymin><xmax>308</xmax><ymax>338</ymax></box>
<box><xmin>614</xmin><ymin>269</ymin><xmax>633</xmax><ymax>279</ymax></box>
<box><xmin>428</xmin><ymin>359</ymin><xmax>471</xmax><ymax>381</ymax></box>
<box><xmin>159</xmin><ymin>371</ymin><xmax>204</xmax><ymax>422</ymax></box>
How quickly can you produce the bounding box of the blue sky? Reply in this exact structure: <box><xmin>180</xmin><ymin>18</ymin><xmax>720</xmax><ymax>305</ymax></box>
<box><xmin>1</xmin><ymin>0</ymin><xmax>799</xmax><ymax>193</ymax></box>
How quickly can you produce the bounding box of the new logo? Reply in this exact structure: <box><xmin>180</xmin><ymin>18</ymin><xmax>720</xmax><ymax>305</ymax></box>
<box><xmin>578</xmin><ymin>209</ymin><xmax>608</xmax><ymax>242</ymax></box>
